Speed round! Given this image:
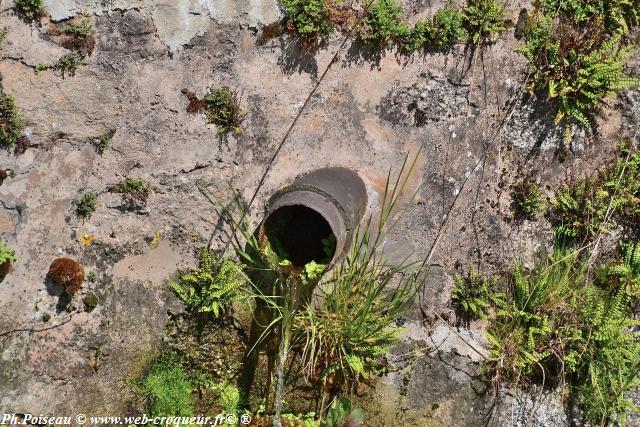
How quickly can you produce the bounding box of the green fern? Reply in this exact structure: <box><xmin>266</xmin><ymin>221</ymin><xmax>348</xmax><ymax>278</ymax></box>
<box><xmin>519</xmin><ymin>12</ymin><xmax>640</xmax><ymax>138</ymax></box>
<box><xmin>170</xmin><ymin>248</ymin><xmax>247</xmax><ymax>317</ymax></box>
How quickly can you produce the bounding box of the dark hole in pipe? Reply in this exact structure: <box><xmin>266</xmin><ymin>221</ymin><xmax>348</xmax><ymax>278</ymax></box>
<box><xmin>263</xmin><ymin>205</ymin><xmax>336</xmax><ymax>267</ymax></box>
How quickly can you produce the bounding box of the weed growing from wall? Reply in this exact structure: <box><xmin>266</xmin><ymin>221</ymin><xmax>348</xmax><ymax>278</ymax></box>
<box><xmin>463</xmin><ymin>0</ymin><xmax>506</xmax><ymax>45</ymax></box>
<box><xmin>472</xmin><ymin>245</ymin><xmax>640</xmax><ymax>425</ymax></box>
<box><xmin>14</xmin><ymin>0</ymin><xmax>44</xmax><ymax>20</ymax></box>
<box><xmin>452</xmin><ymin>268</ymin><xmax>504</xmax><ymax>323</ymax></box>
<box><xmin>0</xmin><ymin>93</ymin><xmax>24</xmax><ymax>149</ymax></box>
<box><xmin>113</xmin><ymin>177</ymin><xmax>151</xmax><ymax>210</ymax></box>
<box><xmin>170</xmin><ymin>248</ymin><xmax>248</xmax><ymax>317</ymax></box>
<box><xmin>94</xmin><ymin>131</ymin><xmax>113</xmax><ymax>155</ymax></box>
<box><xmin>511</xmin><ymin>179</ymin><xmax>546</xmax><ymax>220</ymax></box>
<box><xmin>202</xmin><ymin>88</ymin><xmax>247</xmax><ymax>135</ymax></box>
<box><xmin>75</xmin><ymin>192</ymin><xmax>98</xmax><ymax>220</ymax></box>
<box><xmin>35</xmin><ymin>53</ymin><xmax>85</xmax><ymax>78</ymax></box>
<box><xmin>280</xmin><ymin>0</ymin><xmax>334</xmax><ymax>40</ymax></box>
<box><xmin>549</xmin><ymin>142</ymin><xmax>640</xmax><ymax>241</ymax></box>
<box><xmin>140</xmin><ymin>352</ymin><xmax>195</xmax><ymax>417</ymax></box>
<box><xmin>518</xmin><ymin>0</ymin><xmax>640</xmax><ymax>141</ymax></box>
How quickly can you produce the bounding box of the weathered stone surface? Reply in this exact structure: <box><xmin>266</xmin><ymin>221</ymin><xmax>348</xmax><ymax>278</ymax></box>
<box><xmin>0</xmin><ymin>0</ymin><xmax>637</xmax><ymax>423</ymax></box>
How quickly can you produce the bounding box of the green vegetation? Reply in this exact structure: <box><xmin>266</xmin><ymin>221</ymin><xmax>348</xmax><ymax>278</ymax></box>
<box><xmin>114</xmin><ymin>177</ymin><xmax>152</xmax><ymax>209</ymax></box>
<box><xmin>67</xmin><ymin>18</ymin><xmax>93</xmax><ymax>39</ymax></box>
<box><xmin>428</xmin><ymin>4</ymin><xmax>468</xmax><ymax>50</ymax></box>
<box><xmin>279</xmin><ymin>0</ymin><xmax>334</xmax><ymax>40</ymax></box>
<box><xmin>480</xmin><ymin>246</ymin><xmax>640</xmax><ymax>426</ymax></box>
<box><xmin>451</xmin><ymin>268</ymin><xmax>504</xmax><ymax>322</ymax></box>
<box><xmin>141</xmin><ymin>352</ymin><xmax>195</xmax><ymax>417</ymax></box>
<box><xmin>518</xmin><ymin>1</ymin><xmax>640</xmax><ymax>140</ymax></box>
<box><xmin>320</xmin><ymin>397</ymin><xmax>364</xmax><ymax>427</ymax></box>
<box><xmin>549</xmin><ymin>143</ymin><xmax>640</xmax><ymax>241</ymax></box>
<box><xmin>462</xmin><ymin>0</ymin><xmax>506</xmax><ymax>45</ymax></box>
<box><xmin>456</xmin><ymin>143</ymin><xmax>640</xmax><ymax>424</ymax></box>
<box><xmin>14</xmin><ymin>0</ymin><xmax>44</xmax><ymax>20</ymax></box>
<box><xmin>0</xmin><ymin>93</ymin><xmax>24</xmax><ymax>149</ymax></box>
<box><xmin>94</xmin><ymin>131</ymin><xmax>113</xmax><ymax>155</ymax></box>
<box><xmin>542</xmin><ymin>0</ymin><xmax>639</xmax><ymax>33</ymax></box>
<box><xmin>511</xmin><ymin>180</ymin><xmax>546</xmax><ymax>219</ymax></box>
<box><xmin>0</xmin><ymin>241</ymin><xmax>16</xmax><ymax>264</ymax></box>
<box><xmin>82</xmin><ymin>293</ymin><xmax>98</xmax><ymax>312</ymax></box>
<box><xmin>87</xmin><ymin>271</ymin><xmax>98</xmax><ymax>283</ymax></box>
<box><xmin>360</xmin><ymin>0</ymin><xmax>408</xmax><ymax>48</ymax></box>
<box><xmin>170</xmin><ymin>248</ymin><xmax>247</xmax><ymax>317</ymax></box>
<box><xmin>75</xmin><ymin>192</ymin><xmax>98</xmax><ymax>220</ymax></box>
<box><xmin>212</xmin><ymin>381</ymin><xmax>241</xmax><ymax>415</ymax></box>
<box><xmin>35</xmin><ymin>53</ymin><xmax>85</xmax><ymax>77</ymax></box>
<box><xmin>277</xmin><ymin>0</ymin><xmax>506</xmax><ymax>53</ymax></box>
<box><xmin>0</xmin><ymin>30</ymin><xmax>6</xmax><ymax>44</ymax></box>
<box><xmin>202</xmin><ymin>87</ymin><xmax>247</xmax><ymax>135</ymax></box>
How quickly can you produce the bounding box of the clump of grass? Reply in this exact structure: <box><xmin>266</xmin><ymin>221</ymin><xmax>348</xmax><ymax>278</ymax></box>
<box><xmin>14</xmin><ymin>0</ymin><xmax>44</xmax><ymax>21</ymax></box>
<box><xmin>35</xmin><ymin>53</ymin><xmax>85</xmax><ymax>77</ymax></box>
<box><xmin>141</xmin><ymin>352</ymin><xmax>195</xmax><ymax>417</ymax></box>
<box><xmin>202</xmin><ymin>87</ymin><xmax>247</xmax><ymax>135</ymax></box>
<box><xmin>75</xmin><ymin>192</ymin><xmax>98</xmax><ymax>220</ymax></box>
<box><xmin>170</xmin><ymin>248</ymin><xmax>248</xmax><ymax>317</ymax></box>
<box><xmin>511</xmin><ymin>179</ymin><xmax>546</xmax><ymax>220</ymax></box>
<box><xmin>0</xmin><ymin>30</ymin><xmax>6</xmax><ymax>44</ymax></box>
<box><xmin>113</xmin><ymin>177</ymin><xmax>152</xmax><ymax>210</ymax></box>
<box><xmin>0</xmin><ymin>93</ymin><xmax>24</xmax><ymax>149</ymax></box>
<box><xmin>462</xmin><ymin>0</ymin><xmax>507</xmax><ymax>45</ymax></box>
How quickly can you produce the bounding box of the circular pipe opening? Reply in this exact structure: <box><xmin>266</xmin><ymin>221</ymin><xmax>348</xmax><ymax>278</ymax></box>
<box><xmin>263</xmin><ymin>205</ymin><xmax>336</xmax><ymax>267</ymax></box>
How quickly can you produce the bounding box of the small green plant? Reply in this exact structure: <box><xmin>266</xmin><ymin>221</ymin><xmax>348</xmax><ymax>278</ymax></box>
<box><xmin>82</xmin><ymin>293</ymin><xmax>98</xmax><ymax>312</ymax></box>
<box><xmin>279</xmin><ymin>0</ymin><xmax>334</xmax><ymax>40</ymax></box>
<box><xmin>550</xmin><ymin>143</ymin><xmax>640</xmax><ymax>241</ymax></box>
<box><xmin>463</xmin><ymin>0</ymin><xmax>507</xmax><ymax>45</ymax></box>
<box><xmin>14</xmin><ymin>0</ymin><xmax>44</xmax><ymax>20</ymax></box>
<box><xmin>75</xmin><ymin>192</ymin><xmax>98</xmax><ymax>220</ymax></box>
<box><xmin>478</xmin><ymin>242</ymin><xmax>640</xmax><ymax>425</ymax></box>
<box><xmin>519</xmin><ymin>14</ymin><xmax>640</xmax><ymax>138</ymax></box>
<box><xmin>451</xmin><ymin>268</ymin><xmax>504</xmax><ymax>322</ymax></box>
<box><xmin>430</xmin><ymin>3</ymin><xmax>468</xmax><ymax>49</ymax></box>
<box><xmin>360</xmin><ymin>0</ymin><xmax>409</xmax><ymax>48</ymax></box>
<box><xmin>35</xmin><ymin>53</ymin><xmax>84</xmax><ymax>77</ymax></box>
<box><xmin>511</xmin><ymin>180</ymin><xmax>546</xmax><ymax>219</ymax></box>
<box><xmin>170</xmin><ymin>248</ymin><xmax>247</xmax><ymax>317</ymax></box>
<box><xmin>67</xmin><ymin>18</ymin><xmax>93</xmax><ymax>38</ymax></box>
<box><xmin>320</xmin><ymin>397</ymin><xmax>364</xmax><ymax>427</ymax></box>
<box><xmin>213</xmin><ymin>382</ymin><xmax>241</xmax><ymax>415</ymax></box>
<box><xmin>0</xmin><ymin>241</ymin><xmax>16</xmax><ymax>264</ymax></box>
<box><xmin>94</xmin><ymin>131</ymin><xmax>113</xmax><ymax>155</ymax></box>
<box><xmin>141</xmin><ymin>352</ymin><xmax>195</xmax><ymax>417</ymax></box>
<box><xmin>0</xmin><ymin>93</ymin><xmax>24</xmax><ymax>149</ymax></box>
<box><xmin>87</xmin><ymin>271</ymin><xmax>98</xmax><ymax>283</ymax></box>
<box><xmin>0</xmin><ymin>30</ymin><xmax>6</xmax><ymax>44</ymax></box>
<box><xmin>542</xmin><ymin>0</ymin><xmax>640</xmax><ymax>33</ymax></box>
<box><xmin>114</xmin><ymin>177</ymin><xmax>151</xmax><ymax>209</ymax></box>
<box><xmin>606</xmin><ymin>241</ymin><xmax>640</xmax><ymax>300</ymax></box>
<box><xmin>202</xmin><ymin>87</ymin><xmax>247</xmax><ymax>135</ymax></box>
